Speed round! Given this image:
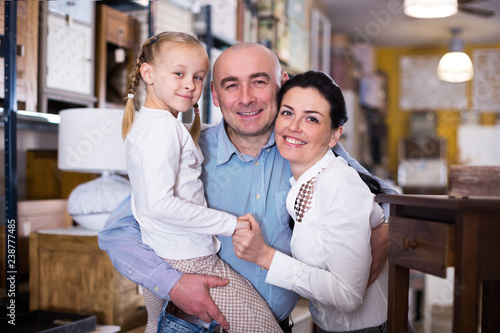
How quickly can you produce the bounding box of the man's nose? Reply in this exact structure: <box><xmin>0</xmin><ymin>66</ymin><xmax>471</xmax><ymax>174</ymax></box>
<box><xmin>240</xmin><ymin>85</ymin><xmax>256</xmax><ymax>105</ymax></box>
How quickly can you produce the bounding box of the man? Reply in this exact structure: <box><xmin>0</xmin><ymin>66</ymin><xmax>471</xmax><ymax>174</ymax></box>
<box><xmin>98</xmin><ymin>43</ymin><xmax>394</xmax><ymax>333</ymax></box>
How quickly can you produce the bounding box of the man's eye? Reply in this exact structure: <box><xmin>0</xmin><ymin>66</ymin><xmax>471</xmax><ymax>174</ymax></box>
<box><xmin>253</xmin><ymin>80</ymin><xmax>267</xmax><ymax>86</ymax></box>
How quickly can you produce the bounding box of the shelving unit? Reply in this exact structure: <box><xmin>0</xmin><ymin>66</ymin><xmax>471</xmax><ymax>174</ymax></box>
<box><xmin>95</xmin><ymin>4</ymin><xmax>141</xmax><ymax>108</ymax></box>
<box><xmin>37</xmin><ymin>1</ymin><xmax>96</xmax><ymax>114</ymax></box>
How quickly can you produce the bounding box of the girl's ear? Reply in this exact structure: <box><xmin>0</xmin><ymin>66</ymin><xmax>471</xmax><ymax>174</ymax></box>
<box><xmin>140</xmin><ymin>63</ymin><xmax>154</xmax><ymax>85</ymax></box>
<box><xmin>329</xmin><ymin>126</ymin><xmax>343</xmax><ymax>148</ymax></box>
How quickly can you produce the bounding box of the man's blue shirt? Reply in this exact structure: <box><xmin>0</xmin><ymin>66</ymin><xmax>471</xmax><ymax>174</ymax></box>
<box><xmin>199</xmin><ymin>122</ymin><xmax>297</xmax><ymax>320</ymax></box>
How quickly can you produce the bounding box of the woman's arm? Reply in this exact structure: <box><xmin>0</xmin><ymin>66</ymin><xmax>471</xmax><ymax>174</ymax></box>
<box><xmin>332</xmin><ymin>142</ymin><xmax>394</xmax><ymax>286</ymax></box>
<box><xmin>234</xmin><ymin>170</ymin><xmax>373</xmax><ymax>312</ymax></box>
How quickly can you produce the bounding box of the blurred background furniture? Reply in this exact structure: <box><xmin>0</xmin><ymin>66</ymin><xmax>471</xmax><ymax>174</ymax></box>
<box><xmin>29</xmin><ymin>228</ymin><xmax>147</xmax><ymax>332</ymax></box>
<box><xmin>377</xmin><ymin>165</ymin><xmax>500</xmax><ymax>333</ymax></box>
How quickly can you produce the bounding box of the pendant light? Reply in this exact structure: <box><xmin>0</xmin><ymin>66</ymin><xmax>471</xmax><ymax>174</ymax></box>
<box><xmin>404</xmin><ymin>0</ymin><xmax>458</xmax><ymax>18</ymax></box>
<box><xmin>437</xmin><ymin>28</ymin><xmax>474</xmax><ymax>83</ymax></box>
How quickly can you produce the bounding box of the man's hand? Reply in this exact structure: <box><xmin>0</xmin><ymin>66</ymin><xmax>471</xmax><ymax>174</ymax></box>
<box><xmin>368</xmin><ymin>222</ymin><xmax>389</xmax><ymax>286</ymax></box>
<box><xmin>169</xmin><ymin>274</ymin><xmax>230</xmax><ymax>330</ymax></box>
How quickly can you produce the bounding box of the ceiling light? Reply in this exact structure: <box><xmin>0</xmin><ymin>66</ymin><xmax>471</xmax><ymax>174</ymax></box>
<box><xmin>404</xmin><ymin>0</ymin><xmax>458</xmax><ymax>18</ymax></box>
<box><xmin>437</xmin><ymin>28</ymin><xmax>474</xmax><ymax>83</ymax></box>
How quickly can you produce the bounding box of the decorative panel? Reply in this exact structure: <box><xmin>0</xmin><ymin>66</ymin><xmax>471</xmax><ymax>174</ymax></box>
<box><xmin>472</xmin><ymin>49</ymin><xmax>500</xmax><ymax>111</ymax></box>
<box><xmin>46</xmin><ymin>14</ymin><xmax>93</xmax><ymax>95</ymax></box>
<box><xmin>399</xmin><ymin>55</ymin><xmax>467</xmax><ymax>110</ymax></box>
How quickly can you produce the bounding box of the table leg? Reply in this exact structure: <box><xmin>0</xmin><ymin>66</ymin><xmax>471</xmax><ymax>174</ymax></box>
<box><xmin>388</xmin><ymin>263</ymin><xmax>409</xmax><ymax>333</ymax></box>
<box><xmin>482</xmin><ymin>280</ymin><xmax>500</xmax><ymax>333</ymax></box>
<box><xmin>453</xmin><ymin>213</ymin><xmax>481</xmax><ymax>333</ymax></box>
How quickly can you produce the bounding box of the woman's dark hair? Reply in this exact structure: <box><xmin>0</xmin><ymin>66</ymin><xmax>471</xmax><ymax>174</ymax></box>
<box><xmin>279</xmin><ymin>71</ymin><xmax>383</xmax><ymax>230</ymax></box>
<box><xmin>278</xmin><ymin>70</ymin><xmax>348</xmax><ymax>130</ymax></box>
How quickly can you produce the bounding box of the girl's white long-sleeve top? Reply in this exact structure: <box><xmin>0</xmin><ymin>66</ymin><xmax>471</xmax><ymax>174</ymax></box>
<box><xmin>266</xmin><ymin>150</ymin><xmax>388</xmax><ymax>332</ymax></box>
<box><xmin>126</xmin><ymin>107</ymin><xmax>236</xmax><ymax>259</ymax></box>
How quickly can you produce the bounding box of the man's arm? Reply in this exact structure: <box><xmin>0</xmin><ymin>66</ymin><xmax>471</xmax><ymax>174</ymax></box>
<box><xmin>98</xmin><ymin>195</ymin><xmax>230</xmax><ymax>328</ymax></box>
<box><xmin>98</xmin><ymin>194</ymin><xmax>182</xmax><ymax>299</ymax></box>
<box><xmin>332</xmin><ymin>142</ymin><xmax>398</xmax><ymax>196</ymax></box>
<box><xmin>332</xmin><ymin>143</ymin><xmax>394</xmax><ymax>286</ymax></box>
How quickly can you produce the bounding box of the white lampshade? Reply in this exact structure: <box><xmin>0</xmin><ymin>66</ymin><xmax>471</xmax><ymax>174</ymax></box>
<box><xmin>58</xmin><ymin>108</ymin><xmax>131</xmax><ymax>230</ymax></box>
<box><xmin>437</xmin><ymin>28</ymin><xmax>474</xmax><ymax>83</ymax></box>
<box><xmin>404</xmin><ymin>0</ymin><xmax>458</xmax><ymax>18</ymax></box>
<box><xmin>437</xmin><ymin>51</ymin><xmax>474</xmax><ymax>83</ymax></box>
<box><xmin>58</xmin><ymin>108</ymin><xmax>127</xmax><ymax>173</ymax></box>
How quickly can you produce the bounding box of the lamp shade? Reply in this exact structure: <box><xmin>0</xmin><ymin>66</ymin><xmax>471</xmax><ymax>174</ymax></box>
<box><xmin>437</xmin><ymin>51</ymin><xmax>474</xmax><ymax>83</ymax></box>
<box><xmin>404</xmin><ymin>0</ymin><xmax>458</xmax><ymax>18</ymax></box>
<box><xmin>58</xmin><ymin>108</ymin><xmax>127</xmax><ymax>173</ymax></box>
<box><xmin>58</xmin><ymin>108</ymin><xmax>130</xmax><ymax>231</ymax></box>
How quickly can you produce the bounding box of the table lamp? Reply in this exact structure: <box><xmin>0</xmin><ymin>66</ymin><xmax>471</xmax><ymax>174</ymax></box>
<box><xmin>58</xmin><ymin>108</ymin><xmax>131</xmax><ymax>231</ymax></box>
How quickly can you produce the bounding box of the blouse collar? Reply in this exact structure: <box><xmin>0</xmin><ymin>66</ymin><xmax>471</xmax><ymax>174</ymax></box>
<box><xmin>289</xmin><ymin>150</ymin><xmax>336</xmax><ymax>188</ymax></box>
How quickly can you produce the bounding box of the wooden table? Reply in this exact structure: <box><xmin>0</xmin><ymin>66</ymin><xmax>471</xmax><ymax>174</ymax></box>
<box><xmin>29</xmin><ymin>227</ymin><xmax>147</xmax><ymax>332</ymax></box>
<box><xmin>375</xmin><ymin>194</ymin><xmax>500</xmax><ymax>333</ymax></box>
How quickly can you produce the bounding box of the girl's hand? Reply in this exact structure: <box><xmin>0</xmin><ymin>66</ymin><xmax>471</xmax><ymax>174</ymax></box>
<box><xmin>232</xmin><ymin>214</ymin><xmax>276</xmax><ymax>270</ymax></box>
<box><xmin>235</xmin><ymin>217</ymin><xmax>251</xmax><ymax>231</ymax></box>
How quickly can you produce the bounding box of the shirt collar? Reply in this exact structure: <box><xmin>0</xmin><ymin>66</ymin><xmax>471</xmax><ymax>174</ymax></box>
<box><xmin>215</xmin><ymin>121</ymin><xmax>276</xmax><ymax>166</ymax></box>
<box><xmin>290</xmin><ymin>150</ymin><xmax>337</xmax><ymax>187</ymax></box>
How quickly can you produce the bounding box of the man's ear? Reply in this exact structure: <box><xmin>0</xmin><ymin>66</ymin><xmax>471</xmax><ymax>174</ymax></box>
<box><xmin>280</xmin><ymin>71</ymin><xmax>289</xmax><ymax>86</ymax></box>
<box><xmin>140</xmin><ymin>63</ymin><xmax>154</xmax><ymax>85</ymax></box>
<box><xmin>211</xmin><ymin>82</ymin><xmax>220</xmax><ymax>107</ymax></box>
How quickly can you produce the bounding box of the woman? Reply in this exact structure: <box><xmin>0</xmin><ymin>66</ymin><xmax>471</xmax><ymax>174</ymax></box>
<box><xmin>233</xmin><ymin>71</ymin><xmax>414</xmax><ymax>333</ymax></box>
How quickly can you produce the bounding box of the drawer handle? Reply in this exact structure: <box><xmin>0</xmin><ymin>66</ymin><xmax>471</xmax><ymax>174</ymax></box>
<box><xmin>402</xmin><ymin>237</ymin><xmax>417</xmax><ymax>251</ymax></box>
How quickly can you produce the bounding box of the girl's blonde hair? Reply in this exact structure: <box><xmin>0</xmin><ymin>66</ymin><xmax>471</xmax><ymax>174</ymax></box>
<box><xmin>122</xmin><ymin>31</ymin><xmax>206</xmax><ymax>143</ymax></box>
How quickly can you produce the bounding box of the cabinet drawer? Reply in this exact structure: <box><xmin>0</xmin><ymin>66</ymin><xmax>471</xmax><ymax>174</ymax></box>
<box><xmin>104</xmin><ymin>6</ymin><xmax>139</xmax><ymax>49</ymax></box>
<box><xmin>388</xmin><ymin>216</ymin><xmax>454</xmax><ymax>277</ymax></box>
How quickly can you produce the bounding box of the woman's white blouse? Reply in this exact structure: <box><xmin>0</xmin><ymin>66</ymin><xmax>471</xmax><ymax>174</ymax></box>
<box><xmin>266</xmin><ymin>150</ymin><xmax>388</xmax><ymax>331</ymax></box>
<box><xmin>126</xmin><ymin>107</ymin><xmax>236</xmax><ymax>260</ymax></box>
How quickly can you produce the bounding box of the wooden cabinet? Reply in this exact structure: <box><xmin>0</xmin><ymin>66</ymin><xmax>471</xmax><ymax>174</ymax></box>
<box><xmin>0</xmin><ymin>199</ymin><xmax>72</xmax><ymax>288</ymax></box>
<box><xmin>29</xmin><ymin>229</ymin><xmax>147</xmax><ymax>332</ymax></box>
<box><xmin>38</xmin><ymin>1</ymin><xmax>96</xmax><ymax>114</ymax></box>
<box><xmin>95</xmin><ymin>4</ymin><xmax>140</xmax><ymax>108</ymax></box>
<box><xmin>376</xmin><ymin>194</ymin><xmax>500</xmax><ymax>333</ymax></box>
<box><xmin>0</xmin><ymin>0</ymin><xmax>38</xmax><ymax>111</ymax></box>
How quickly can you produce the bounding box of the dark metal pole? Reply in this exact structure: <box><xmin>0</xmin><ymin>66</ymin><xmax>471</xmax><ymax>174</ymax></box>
<box><xmin>202</xmin><ymin>5</ymin><xmax>212</xmax><ymax>124</ymax></box>
<box><xmin>4</xmin><ymin>0</ymin><xmax>18</xmax><ymax>322</ymax></box>
<box><xmin>148</xmin><ymin>0</ymin><xmax>155</xmax><ymax>38</ymax></box>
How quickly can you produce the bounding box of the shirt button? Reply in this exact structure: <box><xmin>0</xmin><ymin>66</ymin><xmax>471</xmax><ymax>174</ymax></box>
<box><xmin>260</xmin><ymin>267</ymin><xmax>265</xmax><ymax>271</ymax></box>
<box><xmin>256</xmin><ymin>194</ymin><xmax>261</xmax><ymax>200</ymax></box>
<box><xmin>267</xmin><ymin>148</ymin><xmax>271</xmax><ymax>152</ymax></box>
<box><xmin>255</xmin><ymin>161</ymin><xmax>260</xmax><ymax>166</ymax></box>
<box><xmin>154</xmin><ymin>285</ymin><xmax>160</xmax><ymax>292</ymax></box>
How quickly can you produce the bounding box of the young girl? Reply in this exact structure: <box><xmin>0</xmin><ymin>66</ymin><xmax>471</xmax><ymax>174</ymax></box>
<box><xmin>122</xmin><ymin>32</ymin><xmax>282</xmax><ymax>333</ymax></box>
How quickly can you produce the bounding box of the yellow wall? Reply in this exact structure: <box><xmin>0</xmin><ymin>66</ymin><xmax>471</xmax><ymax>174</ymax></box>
<box><xmin>376</xmin><ymin>43</ymin><xmax>500</xmax><ymax>177</ymax></box>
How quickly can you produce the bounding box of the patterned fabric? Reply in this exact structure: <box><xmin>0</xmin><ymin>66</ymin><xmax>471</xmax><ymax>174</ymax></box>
<box><xmin>143</xmin><ymin>287</ymin><xmax>165</xmax><ymax>333</ymax></box>
<box><xmin>294</xmin><ymin>177</ymin><xmax>316</xmax><ymax>223</ymax></box>
<box><xmin>293</xmin><ymin>168</ymin><xmax>325</xmax><ymax>223</ymax></box>
<box><xmin>164</xmin><ymin>254</ymin><xmax>283</xmax><ymax>333</ymax></box>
